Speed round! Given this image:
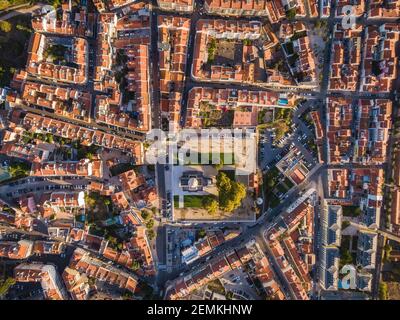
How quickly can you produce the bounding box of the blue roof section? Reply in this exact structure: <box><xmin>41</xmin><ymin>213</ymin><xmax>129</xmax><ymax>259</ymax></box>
<box><xmin>278</xmin><ymin>98</ymin><xmax>288</xmax><ymax>105</ymax></box>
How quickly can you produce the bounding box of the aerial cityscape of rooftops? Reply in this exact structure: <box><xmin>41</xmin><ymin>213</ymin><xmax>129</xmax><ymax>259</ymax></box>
<box><xmin>0</xmin><ymin>0</ymin><xmax>399</xmax><ymax>303</ymax></box>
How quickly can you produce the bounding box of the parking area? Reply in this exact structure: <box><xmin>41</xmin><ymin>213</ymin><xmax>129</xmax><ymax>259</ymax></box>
<box><xmin>220</xmin><ymin>268</ymin><xmax>259</xmax><ymax>300</ymax></box>
<box><xmin>259</xmin><ymin>99</ymin><xmax>319</xmax><ymax>173</ymax></box>
<box><xmin>165</xmin><ymin>226</ymin><xmax>183</xmax><ymax>272</ymax></box>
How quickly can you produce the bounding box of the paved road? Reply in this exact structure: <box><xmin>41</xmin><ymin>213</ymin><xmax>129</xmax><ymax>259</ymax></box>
<box><xmin>149</xmin><ymin>1</ymin><xmax>162</xmax><ymax>130</ymax></box>
<box><xmin>372</xmin><ymin>96</ymin><xmax>400</xmax><ymax>298</ymax></box>
<box><xmin>0</xmin><ymin>3</ymin><xmax>44</xmax><ymax>21</ymax></box>
<box><xmin>179</xmin><ymin>0</ymin><xmax>202</xmax><ymax>127</ymax></box>
<box><xmin>149</xmin><ymin>0</ymin><xmax>173</xmax><ymax>288</ymax></box>
<box><xmin>0</xmin><ymin>177</ymin><xmax>89</xmax><ymax>201</ymax></box>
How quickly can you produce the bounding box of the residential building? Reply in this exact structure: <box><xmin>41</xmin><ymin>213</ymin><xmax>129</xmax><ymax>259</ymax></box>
<box><xmin>157</xmin><ymin>0</ymin><xmax>194</xmax><ymax>12</ymax></box>
<box><xmin>14</xmin><ymin>263</ymin><xmax>68</xmax><ymax>300</ymax></box>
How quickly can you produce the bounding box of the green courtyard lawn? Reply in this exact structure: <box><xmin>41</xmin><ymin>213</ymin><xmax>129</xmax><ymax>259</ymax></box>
<box><xmin>339</xmin><ymin>235</ymin><xmax>356</xmax><ymax>268</ymax></box>
<box><xmin>179</xmin><ymin>152</ymin><xmax>235</xmax><ymax>165</ymax></box>
<box><xmin>176</xmin><ymin>195</ymin><xmax>217</xmax><ymax>209</ymax></box>
<box><xmin>183</xmin><ymin>195</ymin><xmax>205</xmax><ymax>208</ymax></box>
<box><xmin>342</xmin><ymin>206</ymin><xmax>362</xmax><ymax>217</ymax></box>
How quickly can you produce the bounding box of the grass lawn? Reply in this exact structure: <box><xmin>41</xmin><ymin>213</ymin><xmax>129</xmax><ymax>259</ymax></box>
<box><xmin>300</xmin><ymin>112</ymin><xmax>313</xmax><ymax>127</ymax></box>
<box><xmin>342</xmin><ymin>206</ymin><xmax>361</xmax><ymax>217</ymax></box>
<box><xmin>217</xmin><ymin>153</ymin><xmax>234</xmax><ymax>165</ymax></box>
<box><xmin>174</xmin><ymin>195</ymin><xmax>179</xmax><ymax>208</ymax></box>
<box><xmin>183</xmin><ymin>152</ymin><xmax>235</xmax><ymax>165</ymax></box>
<box><xmin>183</xmin><ymin>195</ymin><xmax>204</xmax><ymax>208</ymax></box>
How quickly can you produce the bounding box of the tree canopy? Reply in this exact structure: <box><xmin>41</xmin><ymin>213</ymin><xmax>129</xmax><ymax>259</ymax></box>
<box><xmin>379</xmin><ymin>282</ymin><xmax>388</xmax><ymax>300</ymax></box>
<box><xmin>131</xmin><ymin>260</ymin><xmax>140</xmax><ymax>271</ymax></box>
<box><xmin>0</xmin><ymin>21</ymin><xmax>12</xmax><ymax>33</ymax></box>
<box><xmin>202</xmin><ymin>196</ymin><xmax>219</xmax><ymax>215</ymax></box>
<box><xmin>197</xmin><ymin>228</ymin><xmax>206</xmax><ymax>239</ymax></box>
<box><xmin>0</xmin><ymin>277</ymin><xmax>16</xmax><ymax>297</ymax></box>
<box><xmin>216</xmin><ymin>172</ymin><xmax>246</xmax><ymax>212</ymax></box>
<box><xmin>286</xmin><ymin>8</ymin><xmax>296</xmax><ymax>20</ymax></box>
